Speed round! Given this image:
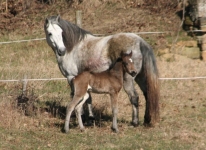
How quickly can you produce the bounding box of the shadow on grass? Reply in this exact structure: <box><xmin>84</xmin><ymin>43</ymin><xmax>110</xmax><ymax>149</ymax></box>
<box><xmin>15</xmin><ymin>92</ymin><xmax>113</xmax><ymax>132</ymax></box>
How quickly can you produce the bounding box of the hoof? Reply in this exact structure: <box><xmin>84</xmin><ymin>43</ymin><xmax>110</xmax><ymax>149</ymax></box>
<box><xmin>86</xmin><ymin>116</ymin><xmax>95</xmax><ymax>126</ymax></box>
<box><xmin>64</xmin><ymin>128</ymin><xmax>69</xmax><ymax>134</ymax></box>
<box><xmin>143</xmin><ymin>122</ymin><xmax>155</xmax><ymax>128</ymax></box>
<box><xmin>111</xmin><ymin>127</ymin><xmax>119</xmax><ymax>133</ymax></box>
<box><xmin>131</xmin><ymin>122</ymin><xmax>139</xmax><ymax>127</ymax></box>
<box><xmin>80</xmin><ymin>127</ymin><xmax>85</xmax><ymax>132</ymax></box>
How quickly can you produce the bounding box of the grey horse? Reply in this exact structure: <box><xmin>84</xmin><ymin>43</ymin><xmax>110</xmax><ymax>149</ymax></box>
<box><xmin>44</xmin><ymin>15</ymin><xmax>160</xmax><ymax>131</ymax></box>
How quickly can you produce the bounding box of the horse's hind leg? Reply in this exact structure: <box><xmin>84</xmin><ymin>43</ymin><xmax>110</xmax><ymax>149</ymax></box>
<box><xmin>123</xmin><ymin>73</ymin><xmax>139</xmax><ymax>126</ymax></box>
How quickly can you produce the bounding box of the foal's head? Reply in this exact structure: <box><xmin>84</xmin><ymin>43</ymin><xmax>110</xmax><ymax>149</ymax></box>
<box><xmin>121</xmin><ymin>51</ymin><xmax>137</xmax><ymax>77</ymax></box>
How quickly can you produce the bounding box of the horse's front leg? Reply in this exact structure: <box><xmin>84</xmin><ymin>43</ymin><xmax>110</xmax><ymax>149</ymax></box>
<box><xmin>110</xmin><ymin>93</ymin><xmax>119</xmax><ymax>133</ymax></box>
<box><xmin>86</xmin><ymin>93</ymin><xmax>95</xmax><ymax>121</ymax></box>
<box><xmin>123</xmin><ymin>73</ymin><xmax>139</xmax><ymax>127</ymax></box>
<box><xmin>68</xmin><ymin>77</ymin><xmax>75</xmax><ymax>99</ymax></box>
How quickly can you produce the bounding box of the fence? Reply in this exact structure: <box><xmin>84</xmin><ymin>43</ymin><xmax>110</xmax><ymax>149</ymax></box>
<box><xmin>0</xmin><ymin>33</ymin><xmax>206</xmax><ymax>84</ymax></box>
<box><xmin>0</xmin><ymin>10</ymin><xmax>206</xmax><ymax>92</ymax></box>
<box><xmin>0</xmin><ymin>32</ymin><xmax>168</xmax><ymax>45</ymax></box>
<box><xmin>1</xmin><ymin>76</ymin><xmax>206</xmax><ymax>83</ymax></box>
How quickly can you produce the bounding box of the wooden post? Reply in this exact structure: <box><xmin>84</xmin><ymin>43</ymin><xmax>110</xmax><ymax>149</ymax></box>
<box><xmin>5</xmin><ymin>0</ymin><xmax>8</xmax><ymax>13</ymax></box>
<box><xmin>76</xmin><ymin>10</ymin><xmax>82</xmax><ymax>27</ymax></box>
<box><xmin>197</xmin><ymin>0</ymin><xmax>206</xmax><ymax>60</ymax></box>
<box><xmin>201</xmin><ymin>34</ymin><xmax>206</xmax><ymax>61</ymax></box>
<box><xmin>22</xmin><ymin>74</ymin><xmax>28</xmax><ymax>95</ymax></box>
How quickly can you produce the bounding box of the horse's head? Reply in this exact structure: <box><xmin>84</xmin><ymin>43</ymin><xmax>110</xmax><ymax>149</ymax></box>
<box><xmin>44</xmin><ymin>15</ymin><xmax>66</xmax><ymax>56</ymax></box>
<box><xmin>121</xmin><ymin>51</ymin><xmax>137</xmax><ymax>77</ymax></box>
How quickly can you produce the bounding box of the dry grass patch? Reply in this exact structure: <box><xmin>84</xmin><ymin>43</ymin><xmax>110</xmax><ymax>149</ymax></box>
<box><xmin>1</xmin><ymin>40</ymin><xmax>206</xmax><ymax>149</ymax></box>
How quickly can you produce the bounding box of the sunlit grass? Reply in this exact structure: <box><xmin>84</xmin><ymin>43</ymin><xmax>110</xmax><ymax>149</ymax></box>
<box><xmin>0</xmin><ymin>19</ymin><xmax>206</xmax><ymax>150</ymax></box>
<box><xmin>0</xmin><ymin>39</ymin><xmax>61</xmax><ymax>80</ymax></box>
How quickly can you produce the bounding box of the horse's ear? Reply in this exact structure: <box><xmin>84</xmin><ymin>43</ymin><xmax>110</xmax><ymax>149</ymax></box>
<box><xmin>45</xmin><ymin>17</ymin><xmax>49</xmax><ymax>27</ymax></box>
<box><xmin>56</xmin><ymin>15</ymin><xmax>61</xmax><ymax>22</ymax></box>
<box><xmin>120</xmin><ymin>51</ymin><xmax>124</xmax><ymax>57</ymax></box>
<box><xmin>45</xmin><ymin>18</ymin><xmax>49</xmax><ymax>24</ymax></box>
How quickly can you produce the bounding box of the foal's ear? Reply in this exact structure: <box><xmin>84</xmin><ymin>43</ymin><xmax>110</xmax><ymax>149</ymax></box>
<box><xmin>128</xmin><ymin>51</ymin><xmax>133</xmax><ymax>57</ymax></box>
<box><xmin>56</xmin><ymin>15</ymin><xmax>61</xmax><ymax>22</ymax></box>
<box><xmin>120</xmin><ymin>51</ymin><xmax>125</xmax><ymax>57</ymax></box>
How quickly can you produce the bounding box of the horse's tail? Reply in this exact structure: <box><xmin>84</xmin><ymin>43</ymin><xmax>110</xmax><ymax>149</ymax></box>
<box><xmin>136</xmin><ymin>39</ymin><xmax>160</xmax><ymax>126</ymax></box>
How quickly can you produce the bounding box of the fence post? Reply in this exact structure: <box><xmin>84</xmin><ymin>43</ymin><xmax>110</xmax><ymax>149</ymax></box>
<box><xmin>22</xmin><ymin>74</ymin><xmax>28</xmax><ymax>95</ymax></box>
<box><xmin>76</xmin><ymin>10</ymin><xmax>82</xmax><ymax>27</ymax></box>
<box><xmin>5</xmin><ymin>0</ymin><xmax>8</xmax><ymax>12</ymax></box>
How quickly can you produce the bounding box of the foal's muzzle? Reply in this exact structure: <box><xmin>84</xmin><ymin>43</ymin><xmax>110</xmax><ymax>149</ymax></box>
<box><xmin>130</xmin><ymin>71</ymin><xmax>137</xmax><ymax>77</ymax></box>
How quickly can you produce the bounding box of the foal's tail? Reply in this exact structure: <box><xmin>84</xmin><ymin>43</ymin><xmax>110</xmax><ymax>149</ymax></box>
<box><xmin>136</xmin><ymin>39</ymin><xmax>160</xmax><ymax>126</ymax></box>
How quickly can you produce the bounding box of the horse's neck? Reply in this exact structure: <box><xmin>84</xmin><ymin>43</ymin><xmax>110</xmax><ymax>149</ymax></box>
<box><xmin>55</xmin><ymin>51</ymin><xmax>79</xmax><ymax>78</ymax></box>
<box><xmin>110</xmin><ymin>61</ymin><xmax>123</xmax><ymax>78</ymax></box>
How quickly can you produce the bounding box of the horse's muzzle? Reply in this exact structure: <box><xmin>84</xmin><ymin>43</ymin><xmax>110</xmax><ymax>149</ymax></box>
<box><xmin>57</xmin><ymin>47</ymin><xmax>66</xmax><ymax>56</ymax></box>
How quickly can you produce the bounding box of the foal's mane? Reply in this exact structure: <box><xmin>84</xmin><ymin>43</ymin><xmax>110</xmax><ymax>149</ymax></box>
<box><xmin>46</xmin><ymin>16</ymin><xmax>92</xmax><ymax>52</ymax></box>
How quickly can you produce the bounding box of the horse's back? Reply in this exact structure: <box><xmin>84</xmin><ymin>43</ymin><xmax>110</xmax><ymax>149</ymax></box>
<box><xmin>75</xmin><ymin>33</ymin><xmax>142</xmax><ymax>74</ymax></box>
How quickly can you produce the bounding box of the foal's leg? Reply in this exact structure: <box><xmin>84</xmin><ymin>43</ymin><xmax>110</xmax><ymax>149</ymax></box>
<box><xmin>64</xmin><ymin>96</ymin><xmax>82</xmax><ymax>133</ymax></box>
<box><xmin>110</xmin><ymin>93</ymin><xmax>119</xmax><ymax>133</ymax></box>
<box><xmin>75</xmin><ymin>92</ymin><xmax>90</xmax><ymax>131</ymax></box>
<box><xmin>123</xmin><ymin>73</ymin><xmax>139</xmax><ymax>126</ymax></box>
<box><xmin>69</xmin><ymin>78</ymin><xmax>94</xmax><ymax>123</ymax></box>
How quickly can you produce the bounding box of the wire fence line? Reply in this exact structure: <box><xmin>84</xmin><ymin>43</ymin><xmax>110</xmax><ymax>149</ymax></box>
<box><xmin>0</xmin><ymin>38</ymin><xmax>46</xmax><ymax>44</ymax></box>
<box><xmin>0</xmin><ymin>32</ymin><xmax>169</xmax><ymax>45</ymax></box>
<box><xmin>0</xmin><ymin>78</ymin><xmax>67</xmax><ymax>82</ymax></box>
<box><xmin>0</xmin><ymin>31</ymin><xmax>205</xmax><ymax>82</ymax></box>
<box><xmin>1</xmin><ymin>76</ymin><xmax>206</xmax><ymax>83</ymax></box>
<box><xmin>158</xmin><ymin>76</ymin><xmax>206</xmax><ymax>80</ymax></box>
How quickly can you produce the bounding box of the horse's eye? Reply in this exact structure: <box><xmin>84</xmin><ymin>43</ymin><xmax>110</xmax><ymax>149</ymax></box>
<box><xmin>48</xmin><ymin>33</ymin><xmax>52</xmax><ymax>36</ymax></box>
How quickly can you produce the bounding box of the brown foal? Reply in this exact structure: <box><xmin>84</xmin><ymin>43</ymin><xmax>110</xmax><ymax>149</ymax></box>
<box><xmin>64</xmin><ymin>51</ymin><xmax>137</xmax><ymax>133</ymax></box>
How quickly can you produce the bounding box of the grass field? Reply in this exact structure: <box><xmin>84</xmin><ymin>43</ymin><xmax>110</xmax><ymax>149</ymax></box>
<box><xmin>0</xmin><ymin>35</ymin><xmax>206</xmax><ymax>150</ymax></box>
